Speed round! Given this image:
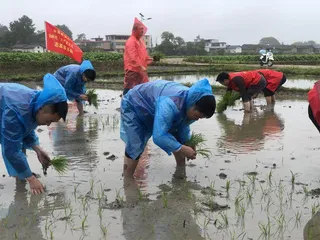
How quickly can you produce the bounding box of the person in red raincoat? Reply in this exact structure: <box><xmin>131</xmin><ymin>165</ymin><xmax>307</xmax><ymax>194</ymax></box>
<box><xmin>216</xmin><ymin>71</ymin><xmax>266</xmax><ymax>112</ymax></box>
<box><xmin>308</xmin><ymin>80</ymin><xmax>320</xmax><ymax>132</ymax></box>
<box><xmin>253</xmin><ymin>69</ymin><xmax>287</xmax><ymax>105</ymax></box>
<box><xmin>123</xmin><ymin>18</ymin><xmax>153</xmax><ymax>95</ymax></box>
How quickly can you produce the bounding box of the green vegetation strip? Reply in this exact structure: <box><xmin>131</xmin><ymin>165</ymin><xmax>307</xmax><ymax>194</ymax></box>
<box><xmin>184</xmin><ymin>55</ymin><xmax>320</xmax><ymax>65</ymax></box>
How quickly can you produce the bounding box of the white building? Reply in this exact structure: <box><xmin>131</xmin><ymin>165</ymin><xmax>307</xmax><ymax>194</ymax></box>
<box><xmin>203</xmin><ymin>39</ymin><xmax>227</xmax><ymax>52</ymax></box>
<box><xmin>226</xmin><ymin>45</ymin><xmax>242</xmax><ymax>54</ymax></box>
<box><xmin>12</xmin><ymin>44</ymin><xmax>45</xmax><ymax>53</ymax></box>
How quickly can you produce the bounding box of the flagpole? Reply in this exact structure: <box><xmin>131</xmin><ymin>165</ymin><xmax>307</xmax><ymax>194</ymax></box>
<box><xmin>44</xmin><ymin>21</ymin><xmax>48</xmax><ymax>53</ymax></box>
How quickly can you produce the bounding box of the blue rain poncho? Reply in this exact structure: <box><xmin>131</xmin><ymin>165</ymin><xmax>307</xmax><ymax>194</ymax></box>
<box><xmin>120</xmin><ymin>79</ymin><xmax>214</xmax><ymax>160</ymax></box>
<box><xmin>0</xmin><ymin>74</ymin><xmax>67</xmax><ymax>179</ymax></box>
<box><xmin>53</xmin><ymin>60</ymin><xmax>94</xmax><ymax>101</ymax></box>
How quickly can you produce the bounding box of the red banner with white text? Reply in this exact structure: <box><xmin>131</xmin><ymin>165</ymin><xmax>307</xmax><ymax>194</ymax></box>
<box><xmin>45</xmin><ymin>21</ymin><xmax>83</xmax><ymax>63</ymax></box>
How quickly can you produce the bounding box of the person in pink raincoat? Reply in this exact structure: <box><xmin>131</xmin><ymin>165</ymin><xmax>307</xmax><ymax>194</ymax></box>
<box><xmin>123</xmin><ymin>18</ymin><xmax>153</xmax><ymax>95</ymax></box>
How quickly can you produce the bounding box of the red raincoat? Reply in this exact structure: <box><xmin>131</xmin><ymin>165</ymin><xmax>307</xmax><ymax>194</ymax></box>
<box><xmin>255</xmin><ymin>69</ymin><xmax>283</xmax><ymax>92</ymax></box>
<box><xmin>228</xmin><ymin>71</ymin><xmax>262</xmax><ymax>91</ymax></box>
<box><xmin>308</xmin><ymin>80</ymin><xmax>320</xmax><ymax>125</ymax></box>
<box><xmin>123</xmin><ymin>18</ymin><xmax>151</xmax><ymax>89</ymax></box>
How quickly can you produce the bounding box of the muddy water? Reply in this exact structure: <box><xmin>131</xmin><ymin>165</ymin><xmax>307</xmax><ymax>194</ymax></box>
<box><xmin>0</xmin><ymin>89</ymin><xmax>320</xmax><ymax>240</ymax></box>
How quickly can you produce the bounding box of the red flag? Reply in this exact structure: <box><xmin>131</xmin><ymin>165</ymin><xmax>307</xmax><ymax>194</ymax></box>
<box><xmin>45</xmin><ymin>21</ymin><xmax>83</xmax><ymax>63</ymax></box>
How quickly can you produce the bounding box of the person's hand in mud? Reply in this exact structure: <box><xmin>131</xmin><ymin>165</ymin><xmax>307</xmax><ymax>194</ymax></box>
<box><xmin>179</xmin><ymin>145</ymin><xmax>197</xmax><ymax>160</ymax></box>
<box><xmin>79</xmin><ymin>94</ymin><xmax>88</xmax><ymax>101</ymax></box>
<box><xmin>26</xmin><ymin>175</ymin><xmax>45</xmax><ymax>195</ymax></box>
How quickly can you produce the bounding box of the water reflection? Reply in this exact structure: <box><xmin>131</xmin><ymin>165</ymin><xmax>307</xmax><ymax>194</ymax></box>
<box><xmin>303</xmin><ymin>211</ymin><xmax>320</xmax><ymax>239</ymax></box>
<box><xmin>48</xmin><ymin>104</ymin><xmax>99</xmax><ymax>172</ymax></box>
<box><xmin>0</xmin><ymin>180</ymin><xmax>65</xmax><ymax>239</ymax></box>
<box><xmin>217</xmin><ymin>109</ymin><xmax>285</xmax><ymax>153</ymax></box>
<box><xmin>122</xmin><ymin>167</ymin><xmax>204</xmax><ymax>240</ymax></box>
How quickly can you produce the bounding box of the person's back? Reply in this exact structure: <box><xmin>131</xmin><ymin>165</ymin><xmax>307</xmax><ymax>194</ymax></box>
<box><xmin>0</xmin><ymin>83</ymin><xmax>37</xmax><ymax>134</ymax></box>
<box><xmin>123</xmin><ymin>80</ymin><xmax>189</xmax><ymax>126</ymax></box>
<box><xmin>54</xmin><ymin>64</ymin><xmax>81</xmax><ymax>87</ymax></box>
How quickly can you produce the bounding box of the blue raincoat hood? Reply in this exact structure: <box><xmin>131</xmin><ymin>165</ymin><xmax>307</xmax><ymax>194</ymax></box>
<box><xmin>35</xmin><ymin>73</ymin><xmax>68</xmax><ymax>113</ymax></box>
<box><xmin>186</xmin><ymin>79</ymin><xmax>214</xmax><ymax>110</ymax></box>
<box><xmin>79</xmin><ymin>60</ymin><xmax>94</xmax><ymax>74</ymax></box>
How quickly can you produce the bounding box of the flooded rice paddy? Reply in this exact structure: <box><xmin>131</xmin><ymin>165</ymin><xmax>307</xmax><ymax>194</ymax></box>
<box><xmin>0</xmin><ymin>78</ymin><xmax>320</xmax><ymax>240</ymax></box>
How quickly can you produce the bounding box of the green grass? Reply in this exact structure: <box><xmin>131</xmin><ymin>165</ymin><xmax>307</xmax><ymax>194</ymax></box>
<box><xmin>51</xmin><ymin>156</ymin><xmax>69</xmax><ymax>175</ymax></box>
<box><xmin>185</xmin><ymin>132</ymin><xmax>212</xmax><ymax>158</ymax></box>
<box><xmin>86</xmin><ymin>89</ymin><xmax>98</xmax><ymax>108</ymax></box>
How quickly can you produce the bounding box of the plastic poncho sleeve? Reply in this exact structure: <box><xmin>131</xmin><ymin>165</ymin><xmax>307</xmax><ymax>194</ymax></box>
<box><xmin>153</xmin><ymin>98</ymin><xmax>182</xmax><ymax>154</ymax></box>
<box><xmin>125</xmin><ymin>39</ymin><xmax>143</xmax><ymax>69</ymax></box>
<box><xmin>64</xmin><ymin>72</ymin><xmax>82</xmax><ymax>100</ymax></box>
<box><xmin>22</xmin><ymin>130</ymin><xmax>39</xmax><ymax>149</ymax></box>
<box><xmin>1</xmin><ymin>108</ymin><xmax>32</xmax><ymax>179</ymax></box>
<box><xmin>177</xmin><ymin>124</ymin><xmax>191</xmax><ymax>144</ymax></box>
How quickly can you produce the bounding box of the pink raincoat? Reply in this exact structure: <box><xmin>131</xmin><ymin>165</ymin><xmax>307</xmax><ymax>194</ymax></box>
<box><xmin>123</xmin><ymin>18</ymin><xmax>151</xmax><ymax>89</ymax></box>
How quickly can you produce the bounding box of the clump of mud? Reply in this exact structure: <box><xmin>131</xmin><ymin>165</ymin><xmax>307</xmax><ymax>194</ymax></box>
<box><xmin>309</xmin><ymin>188</ymin><xmax>320</xmax><ymax>197</ymax></box>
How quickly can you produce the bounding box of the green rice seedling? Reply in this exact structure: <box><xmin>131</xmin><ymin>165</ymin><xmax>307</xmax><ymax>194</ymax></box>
<box><xmin>226</xmin><ymin>180</ymin><xmax>231</xmax><ymax>195</ymax></box>
<box><xmin>290</xmin><ymin>170</ymin><xmax>299</xmax><ymax>185</ymax></box>
<box><xmin>234</xmin><ymin>195</ymin><xmax>244</xmax><ymax>210</ymax></box>
<box><xmin>86</xmin><ymin>89</ymin><xmax>98</xmax><ymax>108</ymax></box>
<box><xmin>216</xmin><ymin>91</ymin><xmax>241</xmax><ymax>113</ymax></box>
<box><xmin>115</xmin><ymin>189</ymin><xmax>124</xmax><ymax>206</ymax></box>
<box><xmin>258</xmin><ymin>218</ymin><xmax>272</xmax><ymax>238</ymax></box>
<box><xmin>51</xmin><ymin>156</ymin><xmax>69</xmax><ymax>175</ymax></box>
<box><xmin>268</xmin><ymin>170</ymin><xmax>273</xmax><ymax>185</ymax></box>
<box><xmin>295</xmin><ymin>210</ymin><xmax>302</xmax><ymax>224</ymax></box>
<box><xmin>98</xmin><ymin>206</ymin><xmax>104</xmax><ymax>220</ymax></box>
<box><xmin>185</xmin><ymin>132</ymin><xmax>212</xmax><ymax>158</ymax></box>
<box><xmin>303</xmin><ymin>186</ymin><xmax>309</xmax><ymax>196</ymax></box>
<box><xmin>89</xmin><ymin>178</ymin><xmax>95</xmax><ymax>194</ymax></box>
<box><xmin>220</xmin><ymin>211</ymin><xmax>229</xmax><ymax>227</ymax></box>
<box><xmin>81</xmin><ymin>215</ymin><xmax>88</xmax><ymax>231</ymax></box>
<box><xmin>312</xmin><ymin>203</ymin><xmax>320</xmax><ymax>216</ymax></box>
<box><xmin>161</xmin><ymin>191</ymin><xmax>168</xmax><ymax>208</ymax></box>
<box><xmin>73</xmin><ymin>184</ymin><xmax>80</xmax><ymax>201</ymax></box>
<box><xmin>100</xmin><ymin>224</ymin><xmax>108</xmax><ymax>239</ymax></box>
<box><xmin>274</xmin><ymin>213</ymin><xmax>286</xmax><ymax>231</ymax></box>
<box><xmin>50</xmin><ymin>229</ymin><xmax>54</xmax><ymax>240</ymax></box>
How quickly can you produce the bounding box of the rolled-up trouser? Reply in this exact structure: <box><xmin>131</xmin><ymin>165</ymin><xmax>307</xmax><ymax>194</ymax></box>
<box><xmin>246</xmin><ymin>75</ymin><xmax>267</xmax><ymax>100</ymax></box>
<box><xmin>123</xmin><ymin>70</ymin><xmax>149</xmax><ymax>95</ymax></box>
<box><xmin>263</xmin><ymin>74</ymin><xmax>287</xmax><ymax>97</ymax></box>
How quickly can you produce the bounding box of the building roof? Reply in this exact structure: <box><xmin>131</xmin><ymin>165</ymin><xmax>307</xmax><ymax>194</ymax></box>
<box><xmin>226</xmin><ymin>45</ymin><xmax>242</xmax><ymax>49</ymax></box>
<box><xmin>12</xmin><ymin>44</ymin><xmax>44</xmax><ymax>49</ymax></box>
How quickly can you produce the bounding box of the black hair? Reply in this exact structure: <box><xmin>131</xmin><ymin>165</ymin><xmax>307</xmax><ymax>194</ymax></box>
<box><xmin>195</xmin><ymin>95</ymin><xmax>216</xmax><ymax>118</ymax></box>
<box><xmin>46</xmin><ymin>102</ymin><xmax>68</xmax><ymax>121</ymax></box>
<box><xmin>83</xmin><ymin>69</ymin><xmax>96</xmax><ymax>81</ymax></box>
<box><xmin>216</xmin><ymin>72</ymin><xmax>230</xmax><ymax>83</ymax></box>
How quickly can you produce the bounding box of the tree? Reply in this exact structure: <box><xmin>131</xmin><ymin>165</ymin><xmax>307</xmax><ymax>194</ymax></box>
<box><xmin>9</xmin><ymin>15</ymin><xmax>36</xmax><ymax>44</ymax></box>
<box><xmin>292</xmin><ymin>40</ymin><xmax>317</xmax><ymax>45</ymax></box>
<box><xmin>161</xmin><ymin>31</ymin><xmax>174</xmax><ymax>42</ymax></box>
<box><xmin>259</xmin><ymin>37</ymin><xmax>281</xmax><ymax>46</ymax></box>
<box><xmin>174</xmin><ymin>36</ymin><xmax>185</xmax><ymax>46</ymax></box>
<box><xmin>76</xmin><ymin>33</ymin><xmax>87</xmax><ymax>41</ymax></box>
<box><xmin>56</xmin><ymin>24</ymin><xmax>73</xmax><ymax>39</ymax></box>
<box><xmin>0</xmin><ymin>24</ymin><xmax>9</xmax><ymax>38</ymax></box>
<box><xmin>33</xmin><ymin>30</ymin><xmax>45</xmax><ymax>44</ymax></box>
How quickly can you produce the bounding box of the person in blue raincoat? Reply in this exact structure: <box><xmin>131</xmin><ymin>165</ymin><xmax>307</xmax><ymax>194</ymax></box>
<box><xmin>120</xmin><ymin>79</ymin><xmax>216</xmax><ymax>177</ymax></box>
<box><xmin>53</xmin><ymin>60</ymin><xmax>96</xmax><ymax>115</ymax></box>
<box><xmin>0</xmin><ymin>73</ymin><xmax>68</xmax><ymax>195</ymax></box>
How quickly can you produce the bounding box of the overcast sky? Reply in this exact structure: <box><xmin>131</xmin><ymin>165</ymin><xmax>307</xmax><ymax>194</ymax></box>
<box><xmin>2</xmin><ymin>0</ymin><xmax>320</xmax><ymax>45</ymax></box>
